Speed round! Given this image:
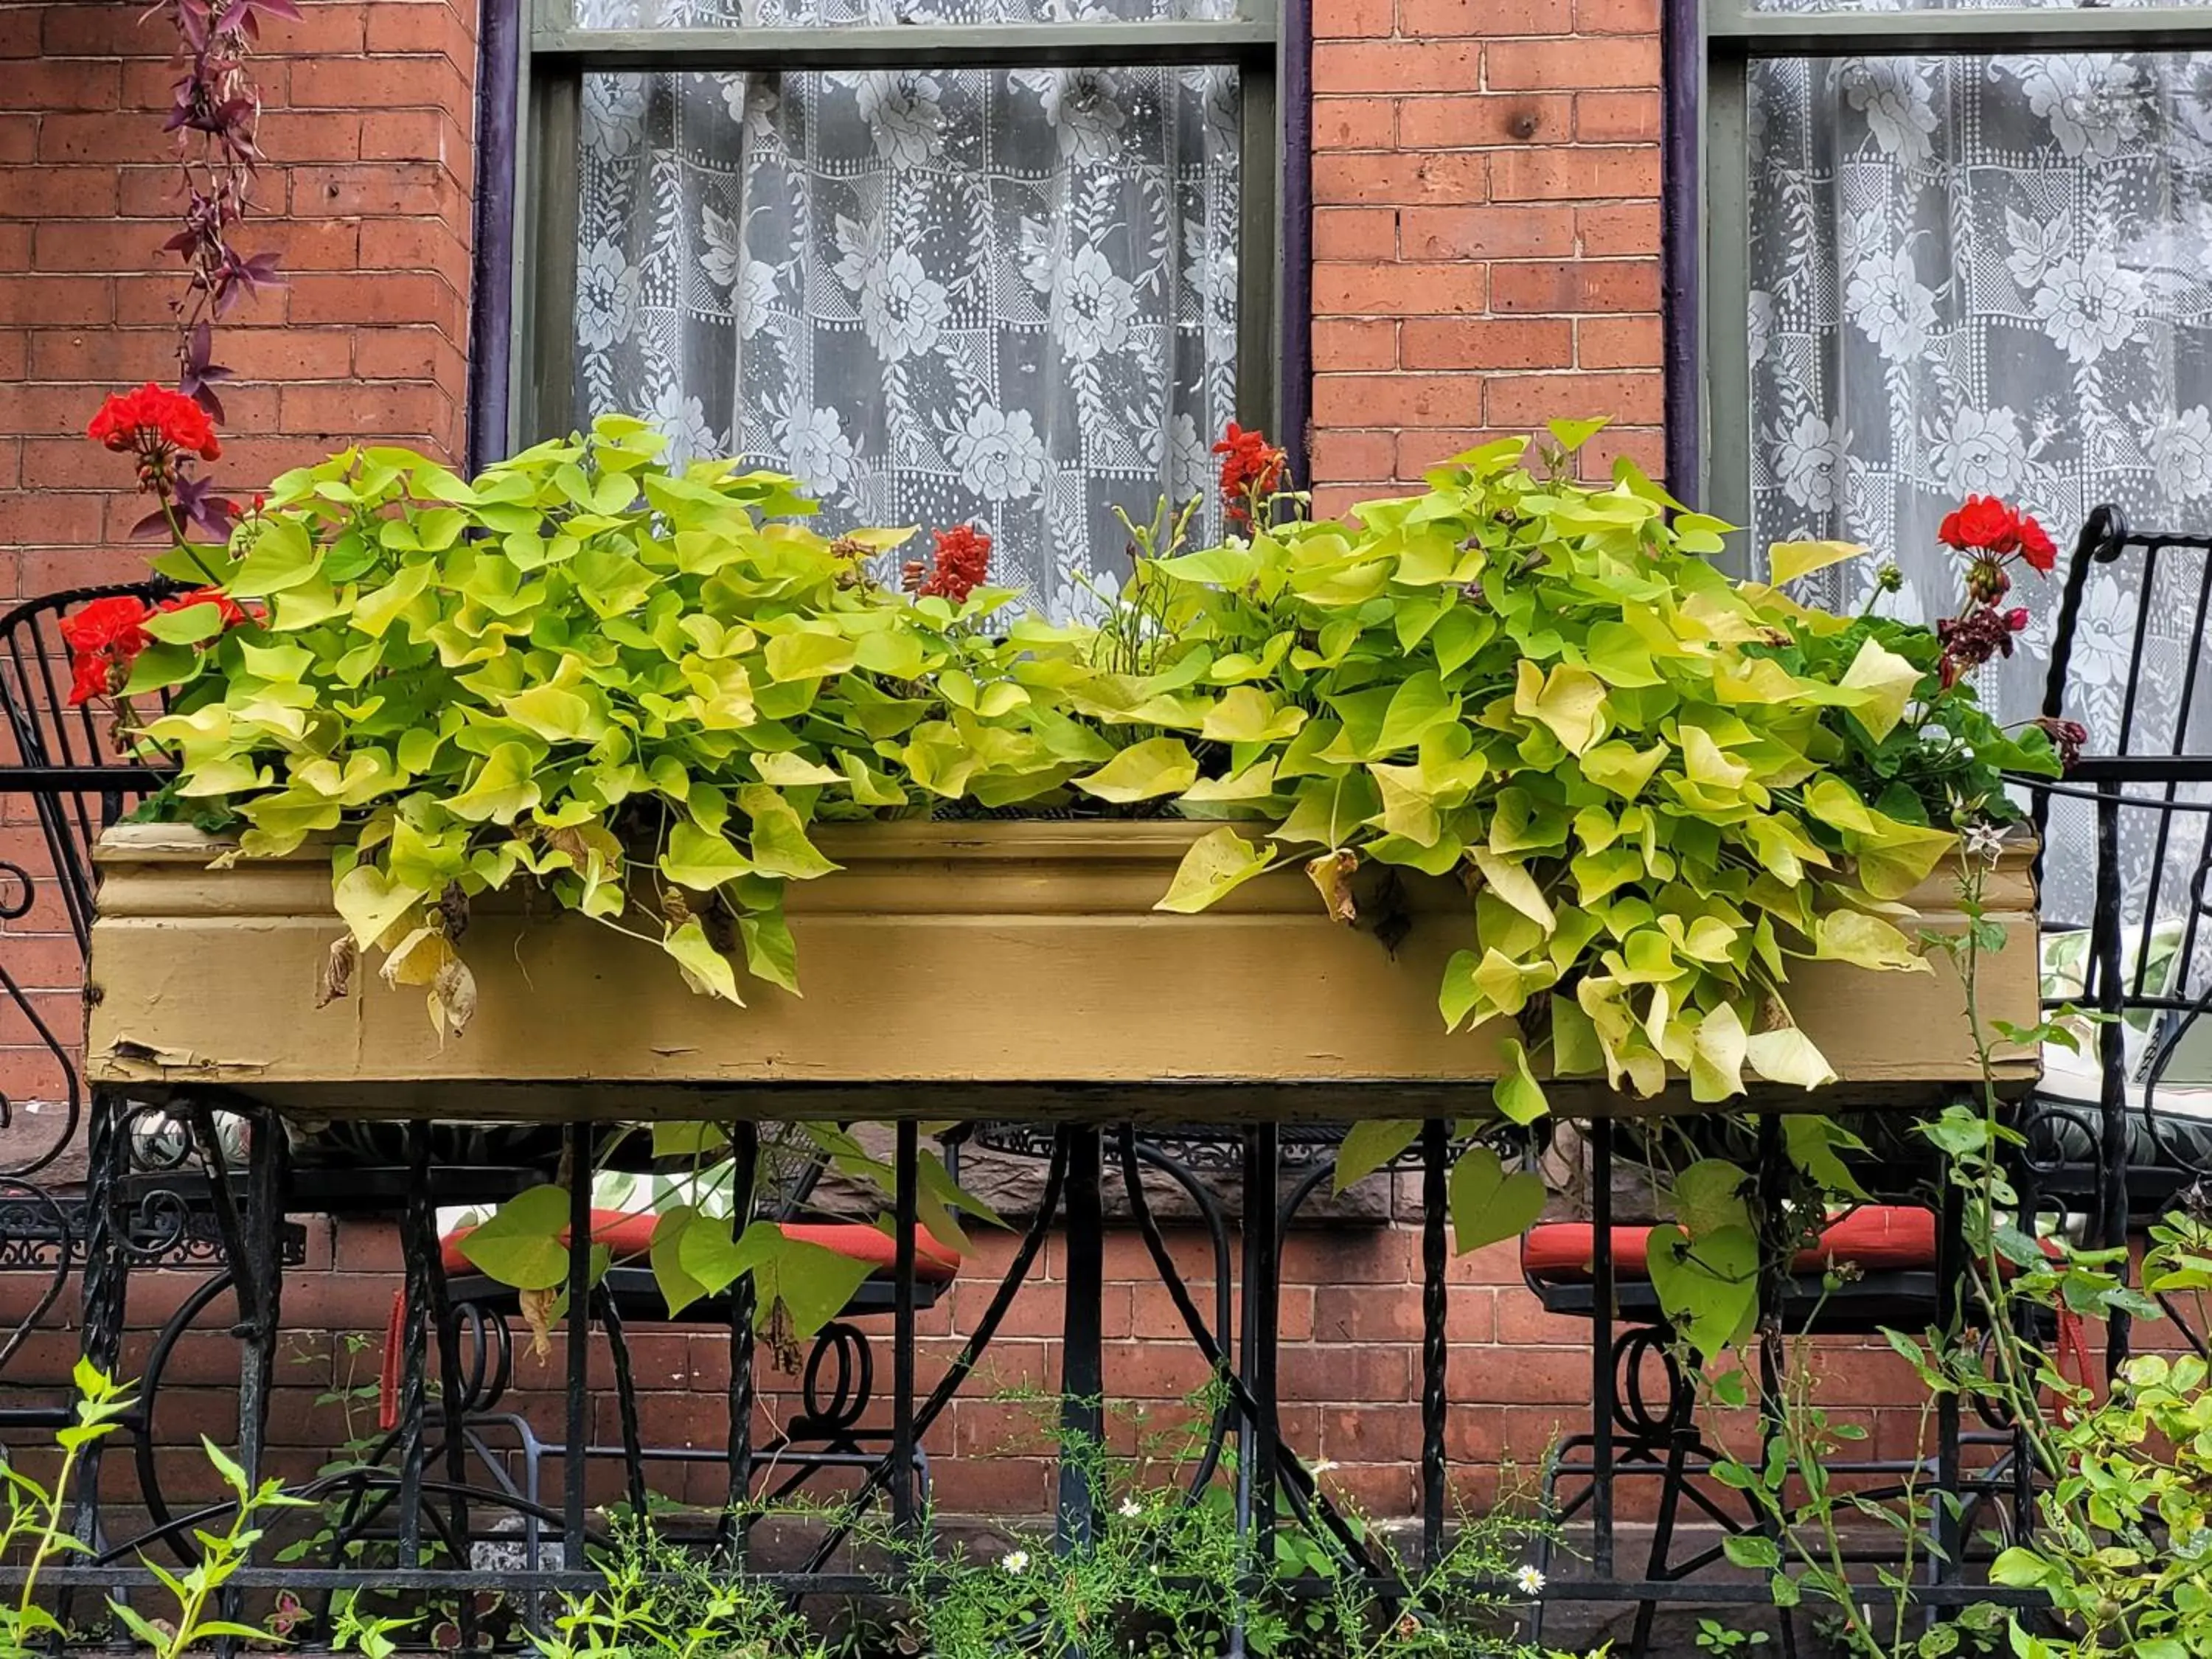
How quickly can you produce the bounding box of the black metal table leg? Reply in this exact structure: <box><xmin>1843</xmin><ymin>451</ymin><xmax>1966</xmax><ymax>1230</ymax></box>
<box><xmin>1419</xmin><ymin>1118</ymin><xmax>1448</xmax><ymax>1571</ymax></box>
<box><xmin>72</xmin><ymin>1085</ymin><xmax>131</xmax><ymax>1545</ymax></box>
<box><xmin>2092</xmin><ymin>782</ymin><xmax>2132</xmax><ymax>1377</ymax></box>
<box><xmin>417</xmin><ymin>1124</ymin><xmax>474</xmax><ymax>1637</ymax></box>
<box><xmin>563</xmin><ymin>1121</ymin><xmax>591</xmax><ymax>1558</ymax></box>
<box><xmin>1057</xmin><ymin>1124</ymin><xmax>1105</xmax><ymax>1551</ymax></box>
<box><xmin>891</xmin><ymin>1120</ymin><xmax>919</xmax><ymax>1538</ymax></box>
<box><xmin>725</xmin><ymin>1121</ymin><xmax>758</xmax><ymax>1552</ymax></box>
<box><xmin>239</xmin><ymin>1109</ymin><xmax>287</xmax><ymax>1490</ymax></box>
<box><xmin>1590</xmin><ymin>1117</ymin><xmax>1616</xmax><ymax>1581</ymax></box>
<box><xmin>1240</xmin><ymin>1124</ymin><xmax>1281</xmax><ymax>1571</ymax></box>
<box><xmin>397</xmin><ymin>1122</ymin><xmax>436</xmax><ymax>1567</ymax></box>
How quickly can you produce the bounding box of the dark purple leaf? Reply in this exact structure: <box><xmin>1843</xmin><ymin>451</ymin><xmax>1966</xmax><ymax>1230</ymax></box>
<box><xmin>170</xmin><ymin>473</ymin><xmax>238</xmax><ymax>540</ymax></box>
<box><xmin>130</xmin><ymin>507</ymin><xmax>174</xmax><ymax>541</ymax></box>
<box><xmin>178</xmin><ymin>369</ymin><xmax>228</xmax><ymax>423</ymax></box>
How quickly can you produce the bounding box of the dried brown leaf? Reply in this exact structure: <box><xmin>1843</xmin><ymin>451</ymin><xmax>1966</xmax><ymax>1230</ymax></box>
<box><xmin>1305</xmin><ymin>849</ymin><xmax>1360</xmax><ymax>925</ymax></box>
<box><xmin>518</xmin><ymin>1286</ymin><xmax>557</xmax><ymax>1359</ymax></box>
<box><xmin>316</xmin><ymin>935</ymin><xmax>356</xmax><ymax>1009</ymax></box>
<box><xmin>432</xmin><ymin>959</ymin><xmax>478</xmax><ymax>1040</ymax></box>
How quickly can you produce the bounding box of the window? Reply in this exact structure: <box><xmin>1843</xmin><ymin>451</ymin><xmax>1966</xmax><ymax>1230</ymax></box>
<box><xmin>1699</xmin><ymin>0</ymin><xmax>2212</xmax><ymax>920</ymax></box>
<box><xmin>511</xmin><ymin>0</ymin><xmax>1281</xmax><ymax>616</ymax></box>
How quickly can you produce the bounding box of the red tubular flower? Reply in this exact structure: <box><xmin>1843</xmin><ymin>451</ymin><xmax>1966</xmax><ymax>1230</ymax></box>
<box><xmin>59</xmin><ymin>595</ymin><xmax>154</xmax><ymax>706</ymax></box>
<box><xmin>1938</xmin><ymin>495</ymin><xmax>2020</xmax><ymax>556</ymax></box>
<box><xmin>1213</xmin><ymin>422</ymin><xmax>1287</xmax><ymax>529</ymax></box>
<box><xmin>2034</xmin><ymin>715</ymin><xmax>2090</xmax><ymax>773</ymax></box>
<box><xmin>87</xmin><ymin>382</ymin><xmax>222</xmax><ymax>465</ymax></box>
<box><xmin>918</xmin><ymin>525</ymin><xmax>992</xmax><ymax>604</ymax></box>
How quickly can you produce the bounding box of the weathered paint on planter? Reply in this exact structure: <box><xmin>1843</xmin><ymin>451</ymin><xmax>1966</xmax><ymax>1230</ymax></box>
<box><xmin>85</xmin><ymin>821</ymin><xmax>2039</xmax><ymax>1121</ymax></box>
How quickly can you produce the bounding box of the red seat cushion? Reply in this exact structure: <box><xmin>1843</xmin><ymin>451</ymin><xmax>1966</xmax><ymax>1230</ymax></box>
<box><xmin>1520</xmin><ymin>1205</ymin><xmax>1938</xmax><ymax>1284</ymax></box>
<box><xmin>442</xmin><ymin>1207</ymin><xmax>961</xmax><ymax>1284</ymax></box>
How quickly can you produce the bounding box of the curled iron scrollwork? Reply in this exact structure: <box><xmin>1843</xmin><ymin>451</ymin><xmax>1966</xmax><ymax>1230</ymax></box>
<box><xmin>0</xmin><ymin>858</ymin><xmax>35</xmax><ymax>923</ymax></box>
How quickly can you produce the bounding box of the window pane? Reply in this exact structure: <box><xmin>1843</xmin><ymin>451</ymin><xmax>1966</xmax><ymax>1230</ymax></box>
<box><xmin>572</xmin><ymin>0</ymin><xmax>1237</xmax><ymax>37</ymax></box>
<box><xmin>1748</xmin><ymin>0</ymin><xmax>2183</xmax><ymax>18</ymax></box>
<box><xmin>574</xmin><ymin>65</ymin><xmax>1241</xmax><ymax>617</ymax></box>
<box><xmin>1745</xmin><ymin>49</ymin><xmax>2212</xmax><ymax>918</ymax></box>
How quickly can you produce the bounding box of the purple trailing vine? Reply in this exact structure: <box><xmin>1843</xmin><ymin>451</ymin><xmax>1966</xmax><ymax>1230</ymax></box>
<box><xmin>150</xmin><ymin>0</ymin><xmax>297</xmax><ymax>411</ymax></box>
<box><xmin>125</xmin><ymin>0</ymin><xmax>298</xmax><ymax>543</ymax></box>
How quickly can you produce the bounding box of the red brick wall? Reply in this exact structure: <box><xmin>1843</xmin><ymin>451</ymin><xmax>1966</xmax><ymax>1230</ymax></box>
<box><xmin>4</xmin><ymin>1211</ymin><xmax>1962</xmax><ymax>1530</ymax></box>
<box><xmin>0</xmin><ymin>0</ymin><xmax>476</xmax><ymax>603</ymax></box>
<box><xmin>1302</xmin><ymin>0</ymin><xmax>1664</xmax><ymax>511</ymax></box>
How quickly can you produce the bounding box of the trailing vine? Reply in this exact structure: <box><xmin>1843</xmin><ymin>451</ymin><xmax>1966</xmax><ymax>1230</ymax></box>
<box><xmin>116</xmin><ymin>0</ymin><xmax>295</xmax><ymax>552</ymax></box>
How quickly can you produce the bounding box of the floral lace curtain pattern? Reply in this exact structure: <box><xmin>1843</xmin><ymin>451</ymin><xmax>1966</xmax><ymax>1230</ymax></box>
<box><xmin>572</xmin><ymin>0</ymin><xmax>1242</xmax><ymax>620</ymax></box>
<box><xmin>1747</xmin><ymin>41</ymin><xmax>2212</xmax><ymax>925</ymax></box>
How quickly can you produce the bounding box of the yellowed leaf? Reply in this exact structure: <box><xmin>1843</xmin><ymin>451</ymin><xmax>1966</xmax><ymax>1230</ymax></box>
<box><xmin>1768</xmin><ymin>539</ymin><xmax>1865</xmax><ymax>587</ymax></box>
<box><xmin>1837</xmin><ymin>638</ymin><xmax>1922</xmax><ymax>742</ymax></box>
<box><xmin>1514</xmin><ymin>660</ymin><xmax>1608</xmax><ymax>757</ymax></box>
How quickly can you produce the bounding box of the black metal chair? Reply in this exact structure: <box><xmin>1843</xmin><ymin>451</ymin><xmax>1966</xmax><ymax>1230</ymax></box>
<box><xmin>2023</xmin><ymin>505</ymin><xmax>2212</xmax><ymax>1360</ymax></box>
<box><xmin>1519</xmin><ymin>1115</ymin><xmax>2022</xmax><ymax>1659</ymax></box>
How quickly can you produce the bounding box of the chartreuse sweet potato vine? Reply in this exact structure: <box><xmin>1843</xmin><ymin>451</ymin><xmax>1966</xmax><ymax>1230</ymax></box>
<box><xmin>127</xmin><ymin>415</ymin><xmax>2053</xmax><ymax>1123</ymax></box>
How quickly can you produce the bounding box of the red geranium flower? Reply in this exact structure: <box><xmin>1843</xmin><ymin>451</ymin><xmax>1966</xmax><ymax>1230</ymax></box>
<box><xmin>917</xmin><ymin>525</ymin><xmax>992</xmax><ymax>604</ymax></box>
<box><xmin>1214</xmin><ymin>422</ymin><xmax>1287</xmax><ymax>529</ymax></box>
<box><xmin>67</xmin><ymin>650</ymin><xmax>115</xmax><ymax>707</ymax></box>
<box><xmin>59</xmin><ymin>595</ymin><xmax>154</xmax><ymax>707</ymax></box>
<box><xmin>87</xmin><ymin>382</ymin><xmax>221</xmax><ymax>464</ymax></box>
<box><xmin>1937</xmin><ymin>495</ymin><xmax>2020</xmax><ymax>556</ymax></box>
<box><xmin>60</xmin><ymin>595</ymin><xmax>153</xmax><ymax>659</ymax></box>
<box><xmin>2015</xmin><ymin>512</ymin><xmax>2058</xmax><ymax>574</ymax></box>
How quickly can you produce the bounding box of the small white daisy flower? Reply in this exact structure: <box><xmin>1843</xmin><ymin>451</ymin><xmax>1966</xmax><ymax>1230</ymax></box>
<box><xmin>1514</xmin><ymin>1565</ymin><xmax>1546</xmax><ymax>1596</ymax></box>
<box><xmin>1119</xmin><ymin>1498</ymin><xmax>1142</xmax><ymax>1518</ymax></box>
<box><xmin>1002</xmin><ymin>1549</ymin><xmax>1031</xmax><ymax>1574</ymax></box>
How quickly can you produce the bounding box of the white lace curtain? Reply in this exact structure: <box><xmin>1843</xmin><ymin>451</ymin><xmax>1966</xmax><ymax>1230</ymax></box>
<box><xmin>572</xmin><ymin>0</ymin><xmax>1242</xmax><ymax>618</ymax></box>
<box><xmin>1747</xmin><ymin>40</ymin><xmax>2212</xmax><ymax>925</ymax></box>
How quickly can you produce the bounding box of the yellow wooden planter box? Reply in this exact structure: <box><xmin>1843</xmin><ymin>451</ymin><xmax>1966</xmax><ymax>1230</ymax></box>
<box><xmin>84</xmin><ymin>821</ymin><xmax>2039</xmax><ymax>1122</ymax></box>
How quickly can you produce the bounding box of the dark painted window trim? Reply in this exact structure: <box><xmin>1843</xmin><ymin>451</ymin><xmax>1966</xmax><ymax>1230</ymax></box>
<box><xmin>467</xmin><ymin>0</ymin><xmax>521</xmax><ymax>476</ymax></box>
<box><xmin>1660</xmin><ymin>0</ymin><xmax>1698</xmax><ymax>507</ymax></box>
<box><xmin>462</xmin><ymin>0</ymin><xmax>1312</xmax><ymax>477</ymax></box>
<box><xmin>1674</xmin><ymin>0</ymin><xmax>2212</xmax><ymax>531</ymax></box>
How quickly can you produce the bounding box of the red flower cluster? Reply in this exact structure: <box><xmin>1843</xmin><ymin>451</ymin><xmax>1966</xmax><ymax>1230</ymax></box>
<box><xmin>1214</xmin><ymin>423</ymin><xmax>1287</xmax><ymax>529</ymax></box>
<box><xmin>87</xmin><ymin>382</ymin><xmax>221</xmax><ymax>464</ymax></box>
<box><xmin>905</xmin><ymin>525</ymin><xmax>993</xmax><ymax>605</ymax></box>
<box><xmin>60</xmin><ymin>597</ymin><xmax>154</xmax><ymax>706</ymax></box>
<box><xmin>1938</xmin><ymin>494</ymin><xmax>2056</xmax><ymax>574</ymax></box>
<box><xmin>60</xmin><ymin>587</ymin><xmax>254</xmax><ymax>706</ymax></box>
<box><xmin>1931</xmin><ymin>493</ymin><xmax>2060</xmax><ymax>690</ymax></box>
